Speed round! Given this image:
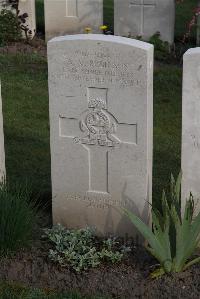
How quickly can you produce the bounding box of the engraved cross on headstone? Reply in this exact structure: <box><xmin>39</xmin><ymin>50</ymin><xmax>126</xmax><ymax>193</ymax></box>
<box><xmin>66</xmin><ymin>0</ymin><xmax>78</xmax><ymax>17</ymax></box>
<box><xmin>129</xmin><ymin>0</ymin><xmax>156</xmax><ymax>36</ymax></box>
<box><xmin>59</xmin><ymin>87</ymin><xmax>137</xmax><ymax>195</ymax></box>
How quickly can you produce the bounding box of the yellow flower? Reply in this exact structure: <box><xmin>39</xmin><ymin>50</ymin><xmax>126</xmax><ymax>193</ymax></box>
<box><xmin>84</xmin><ymin>27</ymin><xmax>92</xmax><ymax>34</ymax></box>
<box><xmin>99</xmin><ymin>25</ymin><xmax>108</xmax><ymax>31</ymax></box>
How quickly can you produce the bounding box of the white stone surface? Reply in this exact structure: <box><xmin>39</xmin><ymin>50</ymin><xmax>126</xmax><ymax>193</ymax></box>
<box><xmin>182</xmin><ymin>48</ymin><xmax>200</xmax><ymax>214</ymax></box>
<box><xmin>44</xmin><ymin>0</ymin><xmax>103</xmax><ymax>41</ymax></box>
<box><xmin>18</xmin><ymin>0</ymin><xmax>36</xmax><ymax>39</ymax></box>
<box><xmin>0</xmin><ymin>82</ymin><xmax>6</xmax><ymax>181</ymax></box>
<box><xmin>48</xmin><ymin>34</ymin><xmax>153</xmax><ymax>237</ymax></box>
<box><xmin>114</xmin><ymin>0</ymin><xmax>175</xmax><ymax>44</ymax></box>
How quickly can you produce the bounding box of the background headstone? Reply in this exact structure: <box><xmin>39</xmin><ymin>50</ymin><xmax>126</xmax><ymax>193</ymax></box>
<box><xmin>182</xmin><ymin>48</ymin><xmax>200</xmax><ymax>215</ymax></box>
<box><xmin>114</xmin><ymin>0</ymin><xmax>175</xmax><ymax>44</ymax></box>
<box><xmin>48</xmin><ymin>34</ymin><xmax>153</xmax><ymax>237</ymax></box>
<box><xmin>0</xmin><ymin>82</ymin><xmax>6</xmax><ymax>181</ymax></box>
<box><xmin>44</xmin><ymin>0</ymin><xmax>103</xmax><ymax>41</ymax></box>
<box><xmin>18</xmin><ymin>0</ymin><xmax>36</xmax><ymax>39</ymax></box>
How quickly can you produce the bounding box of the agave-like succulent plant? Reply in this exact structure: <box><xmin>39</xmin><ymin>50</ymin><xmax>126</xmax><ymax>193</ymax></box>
<box><xmin>125</xmin><ymin>173</ymin><xmax>200</xmax><ymax>278</ymax></box>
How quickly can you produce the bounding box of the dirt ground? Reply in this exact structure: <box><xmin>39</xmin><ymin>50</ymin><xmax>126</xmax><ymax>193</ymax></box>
<box><xmin>0</xmin><ymin>241</ymin><xmax>199</xmax><ymax>299</ymax></box>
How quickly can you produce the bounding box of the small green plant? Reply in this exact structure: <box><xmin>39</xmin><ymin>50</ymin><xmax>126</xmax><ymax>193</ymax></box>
<box><xmin>0</xmin><ymin>8</ymin><xmax>22</xmax><ymax>46</ymax></box>
<box><xmin>0</xmin><ymin>181</ymin><xmax>38</xmax><ymax>254</ymax></box>
<box><xmin>0</xmin><ymin>0</ymin><xmax>33</xmax><ymax>45</ymax></box>
<box><xmin>125</xmin><ymin>173</ymin><xmax>200</xmax><ymax>278</ymax></box>
<box><xmin>148</xmin><ymin>32</ymin><xmax>172</xmax><ymax>62</ymax></box>
<box><xmin>44</xmin><ymin>225</ymin><xmax>129</xmax><ymax>272</ymax></box>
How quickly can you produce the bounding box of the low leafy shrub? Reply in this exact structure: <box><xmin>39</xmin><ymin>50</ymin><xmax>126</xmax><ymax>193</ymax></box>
<box><xmin>44</xmin><ymin>225</ymin><xmax>129</xmax><ymax>272</ymax></box>
<box><xmin>0</xmin><ymin>8</ymin><xmax>22</xmax><ymax>46</ymax></box>
<box><xmin>0</xmin><ymin>0</ymin><xmax>33</xmax><ymax>45</ymax></box>
<box><xmin>125</xmin><ymin>173</ymin><xmax>200</xmax><ymax>278</ymax></box>
<box><xmin>148</xmin><ymin>32</ymin><xmax>172</xmax><ymax>62</ymax></box>
<box><xmin>0</xmin><ymin>181</ymin><xmax>38</xmax><ymax>254</ymax></box>
<box><xmin>148</xmin><ymin>32</ymin><xmax>192</xmax><ymax>63</ymax></box>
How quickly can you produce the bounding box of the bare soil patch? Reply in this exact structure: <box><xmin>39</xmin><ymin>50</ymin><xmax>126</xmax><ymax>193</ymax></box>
<box><xmin>0</xmin><ymin>242</ymin><xmax>199</xmax><ymax>299</ymax></box>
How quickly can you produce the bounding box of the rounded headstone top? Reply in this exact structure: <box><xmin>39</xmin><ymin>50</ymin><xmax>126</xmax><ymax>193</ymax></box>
<box><xmin>184</xmin><ymin>47</ymin><xmax>200</xmax><ymax>56</ymax></box>
<box><xmin>48</xmin><ymin>34</ymin><xmax>153</xmax><ymax>51</ymax></box>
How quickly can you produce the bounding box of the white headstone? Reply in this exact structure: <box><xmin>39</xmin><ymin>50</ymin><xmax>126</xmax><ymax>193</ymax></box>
<box><xmin>48</xmin><ymin>34</ymin><xmax>153</xmax><ymax>237</ymax></box>
<box><xmin>18</xmin><ymin>0</ymin><xmax>36</xmax><ymax>39</ymax></box>
<box><xmin>182</xmin><ymin>48</ymin><xmax>200</xmax><ymax>214</ymax></box>
<box><xmin>114</xmin><ymin>0</ymin><xmax>175</xmax><ymax>44</ymax></box>
<box><xmin>44</xmin><ymin>0</ymin><xmax>103</xmax><ymax>41</ymax></box>
<box><xmin>0</xmin><ymin>82</ymin><xmax>6</xmax><ymax>180</ymax></box>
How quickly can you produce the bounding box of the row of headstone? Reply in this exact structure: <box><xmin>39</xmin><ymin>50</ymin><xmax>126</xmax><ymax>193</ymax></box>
<box><xmin>0</xmin><ymin>0</ymin><xmax>175</xmax><ymax>43</ymax></box>
<box><xmin>5</xmin><ymin>0</ymin><xmax>200</xmax><ymax>46</ymax></box>
<box><xmin>45</xmin><ymin>0</ymin><xmax>175</xmax><ymax>43</ymax></box>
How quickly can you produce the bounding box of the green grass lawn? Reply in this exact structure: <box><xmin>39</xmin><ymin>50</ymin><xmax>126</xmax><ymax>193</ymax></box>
<box><xmin>153</xmin><ymin>65</ymin><xmax>182</xmax><ymax>206</ymax></box>
<box><xmin>0</xmin><ymin>53</ymin><xmax>182</xmax><ymax>208</ymax></box>
<box><xmin>0</xmin><ymin>54</ymin><xmax>51</xmax><ymax>198</ymax></box>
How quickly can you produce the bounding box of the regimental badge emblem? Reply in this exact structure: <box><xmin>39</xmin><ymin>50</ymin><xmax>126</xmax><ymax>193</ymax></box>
<box><xmin>74</xmin><ymin>97</ymin><xmax>120</xmax><ymax>147</ymax></box>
